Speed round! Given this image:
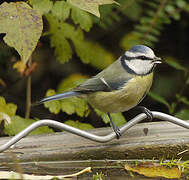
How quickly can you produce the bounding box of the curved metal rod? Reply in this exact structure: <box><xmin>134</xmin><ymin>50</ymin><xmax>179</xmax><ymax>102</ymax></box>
<box><xmin>0</xmin><ymin>111</ymin><xmax>188</xmax><ymax>153</ymax></box>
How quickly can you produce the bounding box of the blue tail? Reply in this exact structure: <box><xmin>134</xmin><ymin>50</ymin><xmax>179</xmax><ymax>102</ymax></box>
<box><xmin>34</xmin><ymin>91</ymin><xmax>81</xmax><ymax>105</ymax></box>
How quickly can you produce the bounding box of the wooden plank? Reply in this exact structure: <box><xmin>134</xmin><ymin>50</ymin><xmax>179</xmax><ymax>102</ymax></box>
<box><xmin>0</xmin><ymin>121</ymin><xmax>189</xmax><ymax>174</ymax></box>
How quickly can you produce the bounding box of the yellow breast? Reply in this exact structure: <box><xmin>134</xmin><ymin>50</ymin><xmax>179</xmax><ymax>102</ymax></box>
<box><xmin>86</xmin><ymin>73</ymin><xmax>153</xmax><ymax>113</ymax></box>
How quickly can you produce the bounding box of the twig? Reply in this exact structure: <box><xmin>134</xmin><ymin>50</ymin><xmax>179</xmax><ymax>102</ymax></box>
<box><xmin>0</xmin><ymin>111</ymin><xmax>188</xmax><ymax>153</ymax></box>
<box><xmin>25</xmin><ymin>57</ymin><xmax>32</xmax><ymax>119</ymax></box>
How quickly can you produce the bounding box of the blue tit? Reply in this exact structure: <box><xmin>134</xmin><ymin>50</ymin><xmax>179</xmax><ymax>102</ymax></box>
<box><xmin>36</xmin><ymin>45</ymin><xmax>161</xmax><ymax>139</ymax></box>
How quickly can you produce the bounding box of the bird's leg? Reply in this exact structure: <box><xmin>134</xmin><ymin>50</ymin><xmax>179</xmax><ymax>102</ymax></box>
<box><xmin>107</xmin><ymin>113</ymin><xmax>121</xmax><ymax>139</ymax></box>
<box><xmin>135</xmin><ymin>106</ymin><xmax>153</xmax><ymax>121</ymax></box>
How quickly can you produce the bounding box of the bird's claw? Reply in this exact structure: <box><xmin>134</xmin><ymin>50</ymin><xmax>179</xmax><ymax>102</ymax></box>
<box><xmin>107</xmin><ymin>113</ymin><xmax>121</xmax><ymax>139</ymax></box>
<box><xmin>137</xmin><ymin>106</ymin><xmax>153</xmax><ymax>121</ymax></box>
<box><xmin>114</xmin><ymin>127</ymin><xmax>121</xmax><ymax>139</ymax></box>
<box><xmin>143</xmin><ymin>107</ymin><xmax>153</xmax><ymax>121</ymax></box>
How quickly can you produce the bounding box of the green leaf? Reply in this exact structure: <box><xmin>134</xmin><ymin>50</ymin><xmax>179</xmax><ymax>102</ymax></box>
<box><xmin>46</xmin><ymin>14</ymin><xmax>113</xmax><ymax>68</ymax></box>
<box><xmin>29</xmin><ymin>0</ymin><xmax>53</xmax><ymax>15</ymax></box>
<box><xmin>44</xmin><ymin>89</ymin><xmax>61</xmax><ymax>114</ymax></box>
<box><xmin>111</xmin><ymin>113</ymin><xmax>127</xmax><ymax>126</ymax></box>
<box><xmin>73</xmin><ymin>39</ymin><xmax>114</xmax><ymax>69</ymax></box>
<box><xmin>95</xmin><ymin>109</ymin><xmax>126</xmax><ymax>126</ymax></box>
<box><xmin>51</xmin><ymin>1</ymin><xmax>71</xmax><ymax>20</ymax></box>
<box><xmin>95</xmin><ymin>109</ymin><xmax>110</xmax><ymax>124</ymax></box>
<box><xmin>60</xmin><ymin>99</ymin><xmax>76</xmax><ymax>115</ymax></box>
<box><xmin>71</xmin><ymin>5</ymin><xmax>93</xmax><ymax>32</ymax></box>
<box><xmin>0</xmin><ymin>96</ymin><xmax>17</xmax><ymax>117</ymax></box>
<box><xmin>44</xmin><ymin>74</ymin><xmax>90</xmax><ymax>117</ymax></box>
<box><xmin>5</xmin><ymin>116</ymin><xmax>53</xmax><ymax>136</ymax></box>
<box><xmin>57</xmin><ymin>74</ymin><xmax>90</xmax><ymax>117</ymax></box>
<box><xmin>61</xmin><ymin>98</ymin><xmax>90</xmax><ymax>117</ymax></box>
<box><xmin>57</xmin><ymin>74</ymin><xmax>88</xmax><ymax>92</ymax></box>
<box><xmin>175</xmin><ymin>109</ymin><xmax>189</xmax><ymax>120</ymax></box>
<box><xmin>0</xmin><ymin>2</ymin><xmax>43</xmax><ymax>64</ymax></box>
<box><xmin>65</xmin><ymin>120</ymin><xmax>94</xmax><ymax>130</ymax></box>
<box><xmin>51</xmin><ymin>34</ymin><xmax>72</xmax><ymax>63</ymax></box>
<box><xmin>45</xmin><ymin>15</ymin><xmax>73</xmax><ymax>63</ymax></box>
<box><xmin>148</xmin><ymin>91</ymin><xmax>170</xmax><ymax>110</ymax></box>
<box><xmin>67</xmin><ymin>0</ymin><xmax>119</xmax><ymax>17</ymax></box>
<box><xmin>165</xmin><ymin>56</ymin><xmax>188</xmax><ymax>72</ymax></box>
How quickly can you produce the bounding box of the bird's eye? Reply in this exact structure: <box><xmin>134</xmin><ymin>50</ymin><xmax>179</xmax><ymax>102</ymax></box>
<box><xmin>140</xmin><ymin>56</ymin><xmax>146</xmax><ymax>60</ymax></box>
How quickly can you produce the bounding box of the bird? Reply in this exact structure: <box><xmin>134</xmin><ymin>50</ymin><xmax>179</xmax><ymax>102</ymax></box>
<box><xmin>36</xmin><ymin>45</ymin><xmax>161</xmax><ymax>139</ymax></box>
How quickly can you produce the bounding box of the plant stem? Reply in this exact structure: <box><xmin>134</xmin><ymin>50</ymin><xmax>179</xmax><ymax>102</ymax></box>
<box><xmin>25</xmin><ymin>57</ymin><xmax>32</xmax><ymax>119</ymax></box>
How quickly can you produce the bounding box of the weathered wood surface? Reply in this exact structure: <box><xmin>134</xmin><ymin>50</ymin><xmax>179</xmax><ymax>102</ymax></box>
<box><xmin>0</xmin><ymin>121</ymin><xmax>189</xmax><ymax>174</ymax></box>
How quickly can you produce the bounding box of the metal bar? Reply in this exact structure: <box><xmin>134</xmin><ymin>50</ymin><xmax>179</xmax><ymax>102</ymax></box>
<box><xmin>0</xmin><ymin>111</ymin><xmax>188</xmax><ymax>153</ymax></box>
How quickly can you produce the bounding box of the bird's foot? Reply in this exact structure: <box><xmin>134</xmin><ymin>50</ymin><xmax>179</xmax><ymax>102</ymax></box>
<box><xmin>113</xmin><ymin>126</ymin><xmax>121</xmax><ymax>139</ymax></box>
<box><xmin>107</xmin><ymin>113</ymin><xmax>121</xmax><ymax>139</ymax></box>
<box><xmin>137</xmin><ymin>106</ymin><xmax>153</xmax><ymax>121</ymax></box>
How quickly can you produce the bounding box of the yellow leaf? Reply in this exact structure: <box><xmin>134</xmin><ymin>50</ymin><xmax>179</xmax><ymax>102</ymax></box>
<box><xmin>0</xmin><ymin>2</ymin><xmax>43</xmax><ymax>64</ymax></box>
<box><xmin>125</xmin><ymin>162</ymin><xmax>181</xmax><ymax>179</ymax></box>
<box><xmin>67</xmin><ymin>0</ymin><xmax>119</xmax><ymax>17</ymax></box>
<box><xmin>13</xmin><ymin>61</ymin><xmax>27</xmax><ymax>75</ymax></box>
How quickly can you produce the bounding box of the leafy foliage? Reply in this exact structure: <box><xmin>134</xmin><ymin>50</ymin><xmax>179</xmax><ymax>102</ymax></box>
<box><xmin>120</xmin><ymin>0</ymin><xmax>189</xmax><ymax>48</ymax></box>
<box><xmin>0</xmin><ymin>96</ymin><xmax>17</xmax><ymax>125</ymax></box>
<box><xmin>0</xmin><ymin>0</ymin><xmax>121</xmax><ymax>135</ymax></box>
<box><xmin>93</xmin><ymin>0</ymin><xmax>142</xmax><ymax>29</ymax></box>
<box><xmin>5</xmin><ymin>116</ymin><xmax>53</xmax><ymax>136</ymax></box>
<box><xmin>29</xmin><ymin>0</ymin><xmax>53</xmax><ymax>15</ymax></box>
<box><xmin>67</xmin><ymin>0</ymin><xmax>119</xmax><ymax>17</ymax></box>
<box><xmin>0</xmin><ymin>2</ymin><xmax>43</xmax><ymax>64</ymax></box>
<box><xmin>95</xmin><ymin>109</ymin><xmax>126</xmax><ymax>126</ymax></box>
<box><xmin>44</xmin><ymin>89</ymin><xmax>61</xmax><ymax>114</ymax></box>
<box><xmin>71</xmin><ymin>4</ymin><xmax>93</xmax><ymax>32</ymax></box>
<box><xmin>149</xmin><ymin>56</ymin><xmax>189</xmax><ymax>115</ymax></box>
<box><xmin>51</xmin><ymin>1</ymin><xmax>71</xmax><ymax>20</ymax></box>
<box><xmin>0</xmin><ymin>97</ymin><xmax>17</xmax><ymax>117</ymax></box>
<box><xmin>65</xmin><ymin>120</ymin><xmax>94</xmax><ymax>130</ymax></box>
<box><xmin>45</xmin><ymin>13</ymin><xmax>115</xmax><ymax>68</ymax></box>
<box><xmin>0</xmin><ymin>0</ymin><xmax>188</xmax><ymax>139</ymax></box>
<box><xmin>0</xmin><ymin>96</ymin><xmax>52</xmax><ymax>136</ymax></box>
<box><xmin>45</xmin><ymin>74</ymin><xmax>90</xmax><ymax>117</ymax></box>
<box><xmin>45</xmin><ymin>15</ymin><xmax>73</xmax><ymax>63</ymax></box>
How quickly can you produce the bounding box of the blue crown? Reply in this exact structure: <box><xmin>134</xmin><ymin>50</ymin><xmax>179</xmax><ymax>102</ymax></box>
<box><xmin>129</xmin><ymin>45</ymin><xmax>152</xmax><ymax>54</ymax></box>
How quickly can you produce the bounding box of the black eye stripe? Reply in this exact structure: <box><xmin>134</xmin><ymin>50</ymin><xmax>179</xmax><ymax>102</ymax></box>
<box><xmin>125</xmin><ymin>55</ymin><xmax>153</xmax><ymax>61</ymax></box>
<box><xmin>120</xmin><ymin>54</ymin><xmax>155</xmax><ymax>76</ymax></box>
<box><xmin>137</xmin><ymin>56</ymin><xmax>153</xmax><ymax>60</ymax></box>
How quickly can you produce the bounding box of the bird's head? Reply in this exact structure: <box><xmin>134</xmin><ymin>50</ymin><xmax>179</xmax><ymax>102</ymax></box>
<box><xmin>124</xmin><ymin>45</ymin><xmax>161</xmax><ymax>75</ymax></box>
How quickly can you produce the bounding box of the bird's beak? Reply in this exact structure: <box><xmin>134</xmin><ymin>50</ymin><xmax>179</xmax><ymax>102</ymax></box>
<box><xmin>153</xmin><ymin>56</ymin><xmax>162</xmax><ymax>64</ymax></box>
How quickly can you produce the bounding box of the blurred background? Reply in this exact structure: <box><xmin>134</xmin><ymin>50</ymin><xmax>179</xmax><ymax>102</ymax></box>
<box><xmin>0</xmin><ymin>0</ymin><xmax>189</xmax><ymax>135</ymax></box>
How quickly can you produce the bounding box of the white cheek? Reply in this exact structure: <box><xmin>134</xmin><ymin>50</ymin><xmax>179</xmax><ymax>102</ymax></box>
<box><xmin>126</xmin><ymin>60</ymin><xmax>153</xmax><ymax>74</ymax></box>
